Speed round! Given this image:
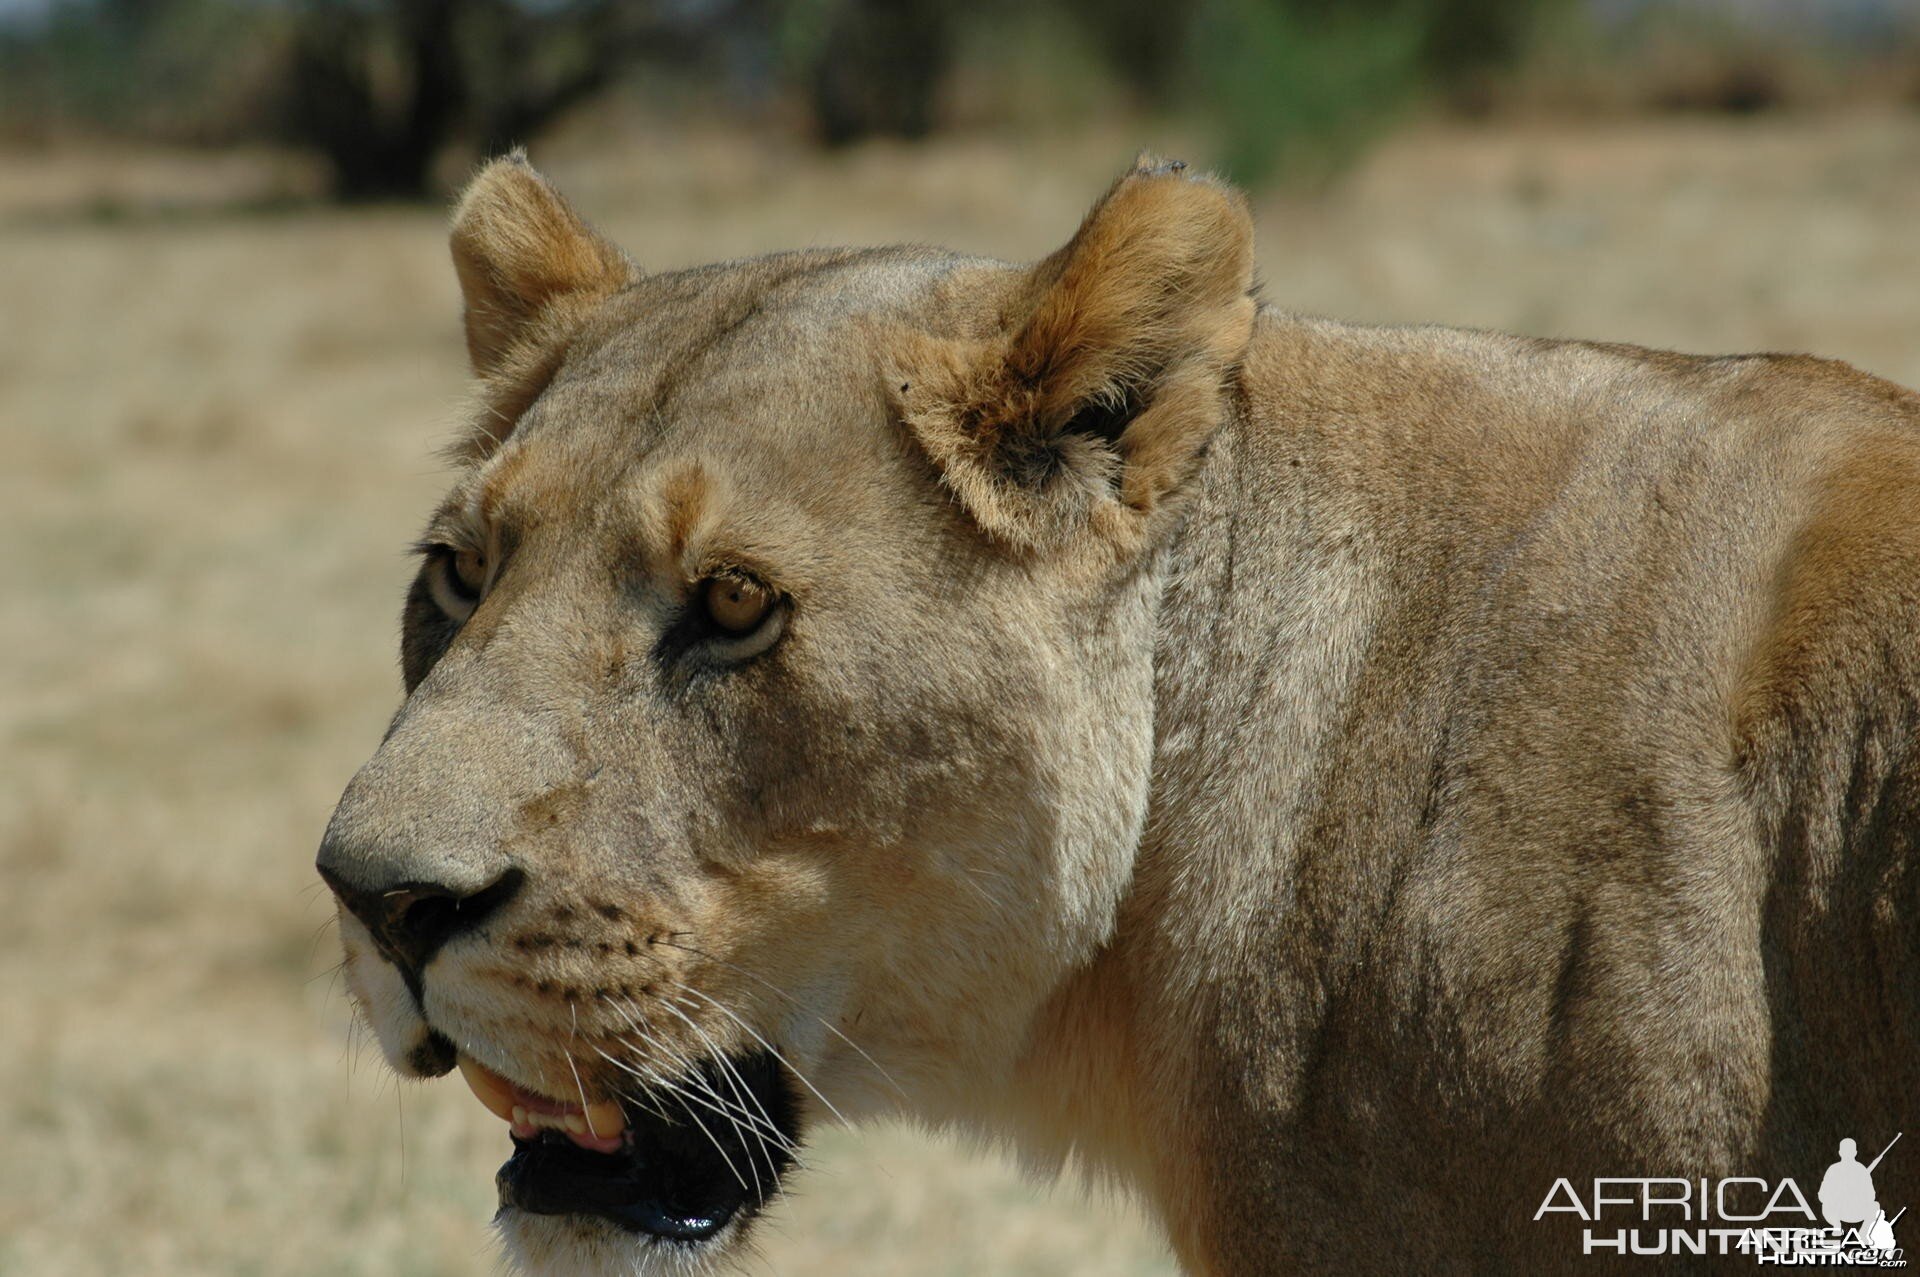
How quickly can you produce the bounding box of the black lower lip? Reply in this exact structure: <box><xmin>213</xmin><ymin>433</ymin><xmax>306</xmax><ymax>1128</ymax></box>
<box><xmin>495</xmin><ymin>1049</ymin><xmax>800</xmax><ymax>1245</ymax></box>
<box><xmin>498</xmin><ymin>1134</ymin><xmax>739</xmax><ymax>1241</ymax></box>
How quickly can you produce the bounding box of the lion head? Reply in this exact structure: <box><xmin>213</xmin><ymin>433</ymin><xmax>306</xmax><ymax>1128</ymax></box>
<box><xmin>317</xmin><ymin>152</ymin><xmax>1254</xmax><ymax>1273</ymax></box>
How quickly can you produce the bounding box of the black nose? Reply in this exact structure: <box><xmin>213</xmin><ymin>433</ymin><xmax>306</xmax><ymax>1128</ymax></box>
<box><xmin>318</xmin><ymin>862</ymin><xmax>524</xmax><ymax>975</ymax></box>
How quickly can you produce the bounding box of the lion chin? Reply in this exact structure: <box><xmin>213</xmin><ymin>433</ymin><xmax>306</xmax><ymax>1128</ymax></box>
<box><xmin>498</xmin><ymin>1207</ymin><xmax>749</xmax><ymax>1277</ymax></box>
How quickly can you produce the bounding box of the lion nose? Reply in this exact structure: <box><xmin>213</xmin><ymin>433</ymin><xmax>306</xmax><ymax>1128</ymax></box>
<box><xmin>318</xmin><ymin>860</ymin><xmax>524</xmax><ymax>975</ymax></box>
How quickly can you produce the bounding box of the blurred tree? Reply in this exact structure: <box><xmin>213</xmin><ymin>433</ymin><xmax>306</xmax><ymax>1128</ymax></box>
<box><xmin>771</xmin><ymin>0</ymin><xmax>954</xmax><ymax>145</ymax></box>
<box><xmin>1059</xmin><ymin>0</ymin><xmax>1197</xmax><ymax>101</ymax></box>
<box><xmin>1076</xmin><ymin>0</ymin><xmax>1561</xmax><ymax>185</ymax></box>
<box><xmin>1183</xmin><ymin>0</ymin><xmax>1428</xmax><ymax>186</ymax></box>
<box><xmin>10</xmin><ymin>0</ymin><xmax>1810</xmax><ymax>204</ymax></box>
<box><xmin>1407</xmin><ymin>0</ymin><xmax>1546</xmax><ymax>81</ymax></box>
<box><xmin>279</xmin><ymin>0</ymin><xmax>721</xmax><ymax>200</ymax></box>
<box><xmin>0</xmin><ymin>0</ymin><xmax>280</xmax><ymax>143</ymax></box>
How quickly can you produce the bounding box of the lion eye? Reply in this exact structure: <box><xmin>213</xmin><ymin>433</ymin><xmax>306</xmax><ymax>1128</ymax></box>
<box><xmin>451</xmin><ymin>549</ymin><xmax>486</xmax><ymax>598</ymax></box>
<box><xmin>703</xmin><ymin>575</ymin><xmax>774</xmax><ymax>635</ymax></box>
<box><xmin>427</xmin><ymin>547</ymin><xmax>486</xmax><ymax>621</ymax></box>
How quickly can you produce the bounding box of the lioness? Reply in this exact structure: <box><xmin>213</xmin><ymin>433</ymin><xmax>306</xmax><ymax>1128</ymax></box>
<box><xmin>318</xmin><ymin>153</ymin><xmax>1920</xmax><ymax>1274</ymax></box>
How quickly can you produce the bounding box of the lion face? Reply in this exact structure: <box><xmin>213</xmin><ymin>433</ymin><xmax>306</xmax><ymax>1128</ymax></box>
<box><xmin>318</xmin><ymin>154</ymin><xmax>1253</xmax><ymax>1273</ymax></box>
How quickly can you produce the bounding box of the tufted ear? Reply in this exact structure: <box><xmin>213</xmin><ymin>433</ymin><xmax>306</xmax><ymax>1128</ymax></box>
<box><xmin>893</xmin><ymin>156</ymin><xmax>1256</xmax><ymax>554</ymax></box>
<box><xmin>449</xmin><ymin>152</ymin><xmax>635</xmax><ymax>379</ymax></box>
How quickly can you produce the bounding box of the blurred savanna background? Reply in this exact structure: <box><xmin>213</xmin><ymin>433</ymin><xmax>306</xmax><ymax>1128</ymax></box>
<box><xmin>4</xmin><ymin>0</ymin><xmax>1920</xmax><ymax>1272</ymax></box>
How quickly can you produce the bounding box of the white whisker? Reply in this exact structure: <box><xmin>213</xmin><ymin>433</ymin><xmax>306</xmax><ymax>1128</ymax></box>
<box><xmin>585</xmin><ymin>1043</ymin><xmax>676</xmax><ymax>1124</ymax></box>
<box><xmin>614</xmin><ymin>1005</ymin><xmax>791</xmax><ymax>1159</ymax></box>
<box><xmin>653</xmin><ymin>994</ymin><xmax>796</xmax><ymax>1173</ymax></box>
<box><xmin>597</xmin><ymin>997</ymin><xmax>796</xmax><ymax>1168</ymax></box>
<box><xmin>563</xmin><ymin>1002</ymin><xmax>599</xmax><ymax>1122</ymax></box>
<box><xmin>670</xmin><ymin>981</ymin><xmax>851</xmax><ymax>1129</ymax></box>
<box><xmin>653</xmin><ymin>938</ymin><xmax>905</xmax><ymax>1099</ymax></box>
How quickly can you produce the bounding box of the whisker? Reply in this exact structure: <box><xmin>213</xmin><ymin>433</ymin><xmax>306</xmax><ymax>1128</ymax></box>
<box><xmin>585</xmin><ymin>1043</ymin><xmax>676</xmax><ymax>1124</ymax></box>
<box><xmin>561</xmin><ymin>1021</ymin><xmax>597</xmax><ymax>1135</ymax></box>
<box><xmin>305</xmin><ymin>914</ymin><xmax>339</xmax><ymax>961</ymax></box>
<box><xmin>603</xmin><ymin>1001</ymin><xmax>801</xmax><ymax>1160</ymax></box>
<box><xmin>652</xmin><ymin>1008</ymin><xmax>765</xmax><ymax>1197</ymax></box>
<box><xmin>596</xmin><ymin>1051</ymin><xmax>727</xmax><ymax>1151</ymax></box>
<box><xmin>674</xmin><ymin>1094</ymin><xmax>752</xmax><ymax>1194</ymax></box>
<box><xmin>615</xmin><ymin>1008</ymin><xmax>784</xmax><ymax>1153</ymax></box>
<box><xmin>652</xmin><ymin>994</ymin><xmax>794</xmax><ymax>1173</ymax></box>
<box><xmin>668</xmin><ymin>982</ymin><xmax>851</xmax><ymax>1129</ymax></box>
<box><xmin>652</xmin><ymin>938</ymin><xmax>906</xmax><ymax>1098</ymax></box>
<box><xmin>601</xmin><ymin>1030</ymin><xmax>751</xmax><ymax>1193</ymax></box>
<box><xmin>597</xmin><ymin>997</ymin><xmax>796</xmax><ymax>1163</ymax></box>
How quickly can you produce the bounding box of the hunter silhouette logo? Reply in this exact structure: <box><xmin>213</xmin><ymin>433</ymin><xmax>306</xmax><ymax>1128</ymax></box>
<box><xmin>1532</xmin><ymin>1133</ymin><xmax>1907</xmax><ymax>1264</ymax></box>
<box><xmin>1819</xmin><ymin>1136</ymin><xmax>1903</xmax><ymax>1258</ymax></box>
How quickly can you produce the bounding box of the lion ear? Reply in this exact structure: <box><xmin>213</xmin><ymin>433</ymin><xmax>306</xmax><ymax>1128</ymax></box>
<box><xmin>894</xmin><ymin>156</ymin><xmax>1256</xmax><ymax>553</ymax></box>
<box><xmin>449</xmin><ymin>152</ymin><xmax>635</xmax><ymax>378</ymax></box>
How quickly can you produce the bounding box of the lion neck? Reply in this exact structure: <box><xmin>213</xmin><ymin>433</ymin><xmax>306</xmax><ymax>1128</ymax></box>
<box><xmin>1003</xmin><ymin>310</ymin><xmax>1406</xmax><ymax>1262</ymax></box>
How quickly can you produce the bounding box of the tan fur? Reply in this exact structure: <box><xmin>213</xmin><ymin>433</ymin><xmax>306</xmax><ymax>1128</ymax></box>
<box><xmin>449</xmin><ymin>151</ymin><xmax>636</xmax><ymax>453</ymax></box>
<box><xmin>894</xmin><ymin>159</ymin><xmax>1255</xmax><ymax>553</ymax></box>
<box><xmin>321</xmin><ymin>155</ymin><xmax>1920</xmax><ymax>1275</ymax></box>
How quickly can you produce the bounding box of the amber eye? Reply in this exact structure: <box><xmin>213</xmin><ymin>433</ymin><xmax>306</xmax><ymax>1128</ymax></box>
<box><xmin>451</xmin><ymin>550</ymin><xmax>485</xmax><ymax>599</ymax></box>
<box><xmin>703</xmin><ymin>575</ymin><xmax>774</xmax><ymax>635</ymax></box>
<box><xmin>427</xmin><ymin>547</ymin><xmax>486</xmax><ymax>621</ymax></box>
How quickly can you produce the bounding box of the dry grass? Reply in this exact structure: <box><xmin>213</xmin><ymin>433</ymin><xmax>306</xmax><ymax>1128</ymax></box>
<box><xmin>3</xmin><ymin>110</ymin><xmax>1919</xmax><ymax>1275</ymax></box>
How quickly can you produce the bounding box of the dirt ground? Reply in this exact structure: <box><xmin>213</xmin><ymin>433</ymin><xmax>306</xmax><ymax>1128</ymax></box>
<box><xmin>3</xmin><ymin>111</ymin><xmax>1918</xmax><ymax>1275</ymax></box>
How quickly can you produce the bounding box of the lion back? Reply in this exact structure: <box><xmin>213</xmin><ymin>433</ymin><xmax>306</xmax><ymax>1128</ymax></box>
<box><xmin>1732</xmin><ymin>356</ymin><xmax>1920</xmax><ymax>1171</ymax></box>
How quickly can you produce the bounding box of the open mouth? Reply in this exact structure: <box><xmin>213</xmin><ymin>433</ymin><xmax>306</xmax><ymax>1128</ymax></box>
<box><xmin>458</xmin><ymin>1050</ymin><xmax>802</xmax><ymax>1245</ymax></box>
